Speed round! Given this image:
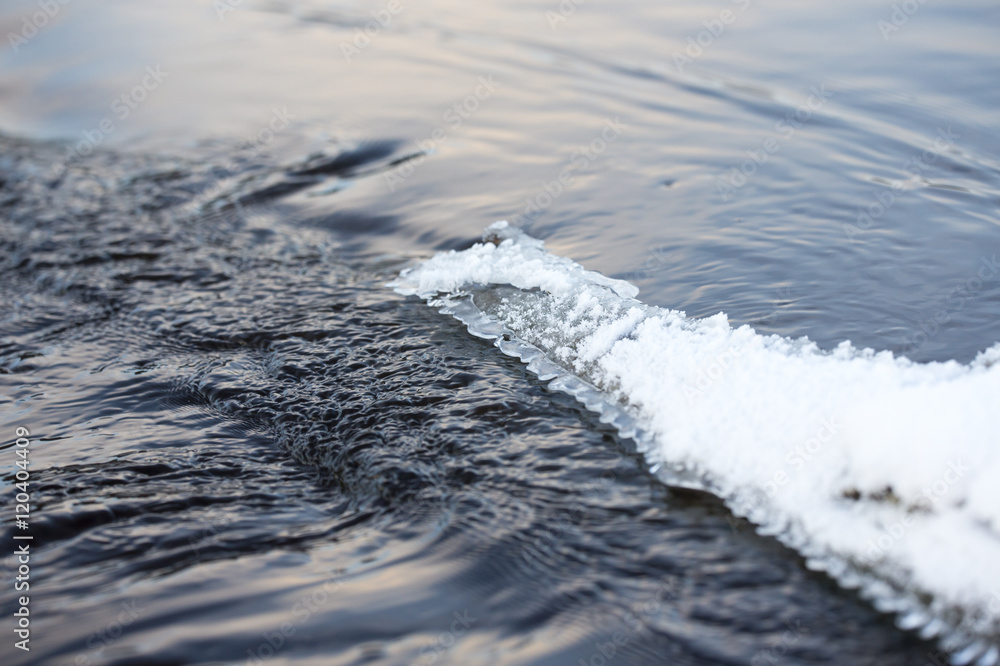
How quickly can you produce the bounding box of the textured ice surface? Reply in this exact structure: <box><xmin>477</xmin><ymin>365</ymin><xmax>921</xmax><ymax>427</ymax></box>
<box><xmin>392</xmin><ymin>221</ymin><xmax>1000</xmax><ymax>662</ymax></box>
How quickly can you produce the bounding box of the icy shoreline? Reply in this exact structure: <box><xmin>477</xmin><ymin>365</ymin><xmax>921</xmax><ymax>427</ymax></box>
<box><xmin>393</xmin><ymin>221</ymin><xmax>1000</xmax><ymax>664</ymax></box>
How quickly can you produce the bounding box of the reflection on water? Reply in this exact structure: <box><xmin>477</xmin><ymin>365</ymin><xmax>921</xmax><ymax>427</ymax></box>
<box><xmin>3</xmin><ymin>0</ymin><xmax>996</xmax><ymax>361</ymax></box>
<box><xmin>1</xmin><ymin>0</ymin><xmax>998</xmax><ymax>663</ymax></box>
<box><xmin>0</xmin><ymin>131</ymin><xmax>938</xmax><ymax>666</ymax></box>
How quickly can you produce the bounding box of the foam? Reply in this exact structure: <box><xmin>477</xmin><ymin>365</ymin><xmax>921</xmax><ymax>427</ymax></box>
<box><xmin>392</xmin><ymin>221</ymin><xmax>1000</xmax><ymax>663</ymax></box>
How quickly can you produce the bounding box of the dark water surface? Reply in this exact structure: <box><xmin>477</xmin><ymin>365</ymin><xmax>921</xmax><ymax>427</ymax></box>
<box><xmin>1</xmin><ymin>0</ymin><xmax>998</xmax><ymax>664</ymax></box>
<box><xmin>0</xmin><ymin>133</ymin><xmax>934</xmax><ymax>666</ymax></box>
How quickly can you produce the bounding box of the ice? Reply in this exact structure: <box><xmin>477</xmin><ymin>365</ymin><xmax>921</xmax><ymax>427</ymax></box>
<box><xmin>391</xmin><ymin>221</ymin><xmax>1000</xmax><ymax>654</ymax></box>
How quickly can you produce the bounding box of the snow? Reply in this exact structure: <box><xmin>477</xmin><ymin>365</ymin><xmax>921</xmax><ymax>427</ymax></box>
<box><xmin>391</xmin><ymin>221</ymin><xmax>1000</xmax><ymax>657</ymax></box>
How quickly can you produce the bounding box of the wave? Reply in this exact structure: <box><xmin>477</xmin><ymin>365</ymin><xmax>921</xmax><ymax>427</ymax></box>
<box><xmin>392</xmin><ymin>221</ymin><xmax>1000</xmax><ymax>664</ymax></box>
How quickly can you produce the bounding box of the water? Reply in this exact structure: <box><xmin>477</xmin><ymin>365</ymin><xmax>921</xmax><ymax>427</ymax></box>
<box><xmin>1</xmin><ymin>0</ymin><xmax>998</xmax><ymax>664</ymax></box>
<box><xmin>395</xmin><ymin>221</ymin><xmax>1000</xmax><ymax>658</ymax></box>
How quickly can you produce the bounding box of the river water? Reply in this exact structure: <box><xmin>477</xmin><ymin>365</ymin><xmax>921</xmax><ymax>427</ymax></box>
<box><xmin>1</xmin><ymin>0</ymin><xmax>998</xmax><ymax>664</ymax></box>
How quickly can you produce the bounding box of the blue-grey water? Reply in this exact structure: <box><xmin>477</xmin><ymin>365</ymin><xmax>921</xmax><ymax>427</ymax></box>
<box><xmin>1</xmin><ymin>0</ymin><xmax>998</xmax><ymax>664</ymax></box>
